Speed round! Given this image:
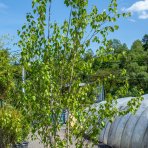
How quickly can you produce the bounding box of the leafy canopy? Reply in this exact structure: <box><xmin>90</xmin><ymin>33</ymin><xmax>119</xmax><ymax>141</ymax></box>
<box><xmin>16</xmin><ymin>0</ymin><xmax>143</xmax><ymax>147</ymax></box>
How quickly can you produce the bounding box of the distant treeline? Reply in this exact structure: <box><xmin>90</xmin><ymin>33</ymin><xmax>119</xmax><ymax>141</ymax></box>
<box><xmin>83</xmin><ymin>34</ymin><xmax>148</xmax><ymax>96</ymax></box>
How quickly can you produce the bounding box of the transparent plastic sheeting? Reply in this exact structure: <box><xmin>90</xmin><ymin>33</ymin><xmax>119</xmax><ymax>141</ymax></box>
<box><xmin>99</xmin><ymin>94</ymin><xmax>148</xmax><ymax>148</ymax></box>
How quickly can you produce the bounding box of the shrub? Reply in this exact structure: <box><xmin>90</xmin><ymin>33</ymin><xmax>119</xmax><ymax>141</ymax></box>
<box><xmin>0</xmin><ymin>105</ymin><xmax>30</xmax><ymax>148</ymax></box>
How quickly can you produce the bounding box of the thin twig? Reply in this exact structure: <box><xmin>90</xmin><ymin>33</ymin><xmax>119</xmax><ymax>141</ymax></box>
<box><xmin>48</xmin><ymin>1</ymin><xmax>52</xmax><ymax>39</ymax></box>
<box><xmin>83</xmin><ymin>12</ymin><xmax>111</xmax><ymax>44</ymax></box>
<box><xmin>67</xmin><ymin>6</ymin><xmax>73</xmax><ymax>39</ymax></box>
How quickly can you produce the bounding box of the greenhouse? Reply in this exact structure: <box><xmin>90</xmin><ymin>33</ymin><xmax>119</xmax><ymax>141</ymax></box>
<box><xmin>99</xmin><ymin>94</ymin><xmax>148</xmax><ymax>148</ymax></box>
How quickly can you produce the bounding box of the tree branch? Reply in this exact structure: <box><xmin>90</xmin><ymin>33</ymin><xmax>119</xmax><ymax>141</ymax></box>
<box><xmin>48</xmin><ymin>1</ymin><xmax>52</xmax><ymax>39</ymax></box>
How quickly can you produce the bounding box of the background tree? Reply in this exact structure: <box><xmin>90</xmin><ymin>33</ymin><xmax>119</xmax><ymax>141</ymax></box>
<box><xmin>142</xmin><ymin>34</ymin><xmax>148</xmax><ymax>51</ymax></box>
<box><xmin>127</xmin><ymin>39</ymin><xmax>148</xmax><ymax>94</ymax></box>
<box><xmin>92</xmin><ymin>37</ymin><xmax>148</xmax><ymax>96</ymax></box>
<box><xmin>0</xmin><ymin>49</ymin><xmax>10</xmax><ymax>101</ymax></box>
<box><xmin>0</xmin><ymin>36</ymin><xmax>13</xmax><ymax>102</ymax></box>
<box><xmin>0</xmin><ymin>35</ymin><xmax>30</xmax><ymax>147</ymax></box>
<box><xmin>91</xmin><ymin>39</ymin><xmax>129</xmax><ymax>96</ymax></box>
<box><xmin>0</xmin><ymin>35</ymin><xmax>21</xmax><ymax>105</ymax></box>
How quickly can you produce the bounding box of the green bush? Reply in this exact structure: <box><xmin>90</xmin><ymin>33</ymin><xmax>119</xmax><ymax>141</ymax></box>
<box><xmin>0</xmin><ymin>105</ymin><xmax>30</xmax><ymax>148</ymax></box>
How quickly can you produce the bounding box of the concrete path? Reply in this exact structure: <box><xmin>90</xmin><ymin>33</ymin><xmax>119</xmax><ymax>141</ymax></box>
<box><xmin>28</xmin><ymin>126</ymin><xmax>98</xmax><ymax>148</ymax></box>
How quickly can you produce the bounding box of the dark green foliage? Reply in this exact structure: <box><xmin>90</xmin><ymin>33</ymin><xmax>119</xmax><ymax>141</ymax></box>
<box><xmin>127</xmin><ymin>39</ymin><xmax>148</xmax><ymax>94</ymax></box>
<box><xmin>0</xmin><ymin>40</ymin><xmax>21</xmax><ymax>103</ymax></box>
<box><xmin>142</xmin><ymin>34</ymin><xmax>148</xmax><ymax>51</ymax></box>
<box><xmin>92</xmin><ymin>37</ymin><xmax>148</xmax><ymax>96</ymax></box>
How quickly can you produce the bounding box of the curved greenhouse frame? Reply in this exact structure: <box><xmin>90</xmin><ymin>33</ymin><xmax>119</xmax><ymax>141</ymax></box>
<box><xmin>99</xmin><ymin>94</ymin><xmax>148</xmax><ymax>148</ymax></box>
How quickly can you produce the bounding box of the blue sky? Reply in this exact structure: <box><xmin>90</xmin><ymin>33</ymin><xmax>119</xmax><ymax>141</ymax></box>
<box><xmin>0</xmin><ymin>0</ymin><xmax>148</xmax><ymax>50</ymax></box>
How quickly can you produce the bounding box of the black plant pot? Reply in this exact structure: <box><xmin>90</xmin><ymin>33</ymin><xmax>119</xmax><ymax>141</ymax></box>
<box><xmin>13</xmin><ymin>142</ymin><xmax>28</xmax><ymax>148</ymax></box>
<box><xmin>21</xmin><ymin>142</ymin><xmax>29</xmax><ymax>148</ymax></box>
<box><xmin>13</xmin><ymin>143</ymin><xmax>21</xmax><ymax>148</ymax></box>
<box><xmin>98</xmin><ymin>142</ymin><xmax>112</xmax><ymax>148</ymax></box>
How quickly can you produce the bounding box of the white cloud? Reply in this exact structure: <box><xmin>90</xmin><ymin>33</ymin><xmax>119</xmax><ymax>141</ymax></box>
<box><xmin>139</xmin><ymin>10</ymin><xmax>148</xmax><ymax>19</ymax></box>
<box><xmin>127</xmin><ymin>0</ymin><xmax>148</xmax><ymax>12</ymax></box>
<box><xmin>125</xmin><ymin>0</ymin><xmax>148</xmax><ymax>19</ymax></box>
